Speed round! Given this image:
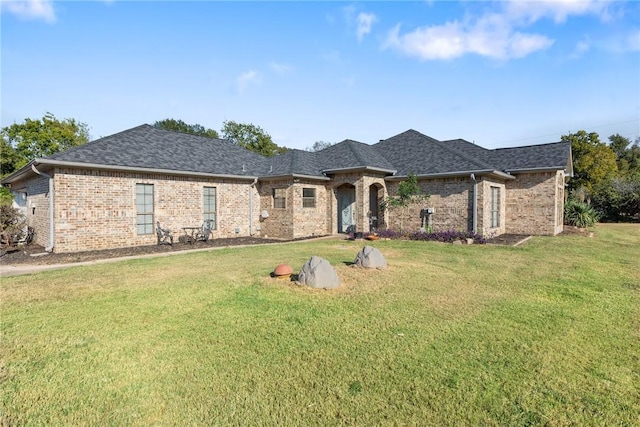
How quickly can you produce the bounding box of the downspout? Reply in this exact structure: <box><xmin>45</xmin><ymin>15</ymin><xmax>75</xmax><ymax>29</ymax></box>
<box><xmin>31</xmin><ymin>164</ymin><xmax>55</xmax><ymax>252</ymax></box>
<box><xmin>470</xmin><ymin>173</ymin><xmax>477</xmax><ymax>234</ymax></box>
<box><xmin>249</xmin><ymin>178</ymin><xmax>258</xmax><ymax>236</ymax></box>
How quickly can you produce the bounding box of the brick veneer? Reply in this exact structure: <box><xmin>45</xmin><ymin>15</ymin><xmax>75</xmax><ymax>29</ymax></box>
<box><xmin>505</xmin><ymin>171</ymin><xmax>565</xmax><ymax>235</ymax></box>
<box><xmin>12</xmin><ymin>166</ymin><xmax>565</xmax><ymax>253</ymax></box>
<box><xmin>26</xmin><ymin>168</ymin><xmax>260</xmax><ymax>253</ymax></box>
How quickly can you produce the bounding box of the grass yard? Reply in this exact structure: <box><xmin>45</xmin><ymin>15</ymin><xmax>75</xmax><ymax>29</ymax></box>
<box><xmin>1</xmin><ymin>224</ymin><xmax>639</xmax><ymax>426</ymax></box>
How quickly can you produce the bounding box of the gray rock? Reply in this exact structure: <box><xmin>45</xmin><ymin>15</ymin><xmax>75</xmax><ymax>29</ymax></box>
<box><xmin>297</xmin><ymin>256</ymin><xmax>340</xmax><ymax>289</ymax></box>
<box><xmin>353</xmin><ymin>245</ymin><xmax>388</xmax><ymax>269</ymax></box>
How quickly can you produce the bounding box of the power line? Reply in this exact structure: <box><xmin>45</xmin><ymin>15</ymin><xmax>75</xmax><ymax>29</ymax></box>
<box><xmin>494</xmin><ymin>118</ymin><xmax>640</xmax><ymax>146</ymax></box>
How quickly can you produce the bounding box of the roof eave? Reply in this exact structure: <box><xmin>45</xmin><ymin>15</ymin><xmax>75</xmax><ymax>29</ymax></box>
<box><xmin>1</xmin><ymin>160</ymin><xmax>41</xmax><ymax>185</ymax></box>
<box><xmin>322</xmin><ymin>166</ymin><xmax>397</xmax><ymax>175</ymax></box>
<box><xmin>259</xmin><ymin>173</ymin><xmax>330</xmax><ymax>182</ymax></box>
<box><xmin>387</xmin><ymin>169</ymin><xmax>516</xmax><ymax>181</ymax></box>
<box><xmin>505</xmin><ymin>166</ymin><xmax>568</xmax><ymax>174</ymax></box>
<box><xmin>7</xmin><ymin>159</ymin><xmax>260</xmax><ymax>181</ymax></box>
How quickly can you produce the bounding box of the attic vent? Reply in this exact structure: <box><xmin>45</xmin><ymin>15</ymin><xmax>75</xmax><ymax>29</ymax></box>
<box><xmin>242</xmin><ymin>164</ymin><xmax>246</xmax><ymax>172</ymax></box>
<box><xmin>269</xmin><ymin>165</ymin><xmax>273</xmax><ymax>173</ymax></box>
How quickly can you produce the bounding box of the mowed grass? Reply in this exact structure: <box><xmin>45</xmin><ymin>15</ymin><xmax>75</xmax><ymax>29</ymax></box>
<box><xmin>1</xmin><ymin>224</ymin><xmax>638</xmax><ymax>426</ymax></box>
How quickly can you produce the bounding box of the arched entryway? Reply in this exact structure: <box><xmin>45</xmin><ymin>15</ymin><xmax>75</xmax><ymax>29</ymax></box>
<box><xmin>368</xmin><ymin>183</ymin><xmax>383</xmax><ymax>232</ymax></box>
<box><xmin>336</xmin><ymin>184</ymin><xmax>356</xmax><ymax>233</ymax></box>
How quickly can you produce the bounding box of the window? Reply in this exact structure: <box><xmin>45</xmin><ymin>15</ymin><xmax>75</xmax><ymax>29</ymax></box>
<box><xmin>273</xmin><ymin>188</ymin><xmax>286</xmax><ymax>209</ymax></box>
<box><xmin>490</xmin><ymin>186</ymin><xmax>500</xmax><ymax>228</ymax></box>
<box><xmin>203</xmin><ymin>187</ymin><xmax>217</xmax><ymax>230</ymax></box>
<box><xmin>302</xmin><ymin>188</ymin><xmax>316</xmax><ymax>208</ymax></box>
<box><xmin>136</xmin><ymin>184</ymin><xmax>154</xmax><ymax>234</ymax></box>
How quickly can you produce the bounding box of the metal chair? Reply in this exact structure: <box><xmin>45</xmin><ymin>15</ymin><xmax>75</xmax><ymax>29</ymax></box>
<box><xmin>194</xmin><ymin>220</ymin><xmax>214</xmax><ymax>242</ymax></box>
<box><xmin>156</xmin><ymin>221</ymin><xmax>173</xmax><ymax>245</ymax></box>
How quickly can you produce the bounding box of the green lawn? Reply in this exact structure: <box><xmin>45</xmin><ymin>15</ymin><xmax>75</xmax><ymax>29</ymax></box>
<box><xmin>1</xmin><ymin>224</ymin><xmax>639</xmax><ymax>426</ymax></box>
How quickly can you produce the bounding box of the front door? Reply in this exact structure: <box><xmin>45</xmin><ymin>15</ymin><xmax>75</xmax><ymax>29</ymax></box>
<box><xmin>337</xmin><ymin>187</ymin><xmax>356</xmax><ymax>233</ymax></box>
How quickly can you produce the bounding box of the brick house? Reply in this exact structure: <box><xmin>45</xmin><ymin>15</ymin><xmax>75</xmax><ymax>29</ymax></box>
<box><xmin>1</xmin><ymin>125</ymin><xmax>572</xmax><ymax>253</ymax></box>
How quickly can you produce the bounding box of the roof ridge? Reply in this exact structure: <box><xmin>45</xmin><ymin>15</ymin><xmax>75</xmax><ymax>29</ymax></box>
<box><xmin>431</xmin><ymin>139</ymin><xmax>496</xmax><ymax>171</ymax></box>
<box><xmin>492</xmin><ymin>140</ymin><xmax>566</xmax><ymax>151</ymax></box>
<box><xmin>345</xmin><ymin>139</ymin><xmax>369</xmax><ymax>165</ymax></box>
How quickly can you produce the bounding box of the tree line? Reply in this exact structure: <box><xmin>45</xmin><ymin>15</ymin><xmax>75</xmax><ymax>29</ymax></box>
<box><xmin>561</xmin><ymin>130</ymin><xmax>640</xmax><ymax>222</ymax></box>
<box><xmin>1</xmin><ymin>113</ymin><xmax>638</xmax><ymax>221</ymax></box>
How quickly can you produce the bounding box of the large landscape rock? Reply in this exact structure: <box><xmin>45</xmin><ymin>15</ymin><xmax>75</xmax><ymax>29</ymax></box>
<box><xmin>297</xmin><ymin>256</ymin><xmax>340</xmax><ymax>289</ymax></box>
<box><xmin>353</xmin><ymin>245</ymin><xmax>387</xmax><ymax>269</ymax></box>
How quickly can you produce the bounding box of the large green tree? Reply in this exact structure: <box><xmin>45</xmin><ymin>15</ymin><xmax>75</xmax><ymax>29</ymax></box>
<box><xmin>608</xmin><ymin>134</ymin><xmax>640</xmax><ymax>177</ymax></box>
<box><xmin>562</xmin><ymin>130</ymin><xmax>618</xmax><ymax>193</ymax></box>
<box><xmin>1</xmin><ymin>113</ymin><xmax>90</xmax><ymax>174</ymax></box>
<box><xmin>153</xmin><ymin>118</ymin><xmax>219</xmax><ymax>139</ymax></box>
<box><xmin>220</xmin><ymin>120</ymin><xmax>287</xmax><ymax>157</ymax></box>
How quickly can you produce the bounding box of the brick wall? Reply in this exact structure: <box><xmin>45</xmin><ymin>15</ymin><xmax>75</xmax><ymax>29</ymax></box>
<box><xmin>51</xmin><ymin>168</ymin><xmax>260</xmax><ymax>253</ymax></box>
<box><xmin>257</xmin><ymin>179</ymin><xmax>330</xmax><ymax>239</ymax></box>
<box><xmin>11</xmin><ymin>176</ymin><xmax>51</xmax><ymax>248</ymax></box>
<box><xmin>505</xmin><ymin>171</ymin><xmax>564</xmax><ymax>235</ymax></box>
<box><xmin>11</xmin><ymin>166</ymin><xmax>565</xmax><ymax>253</ymax></box>
<box><xmin>385</xmin><ymin>177</ymin><xmax>474</xmax><ymax>232</ymax></box>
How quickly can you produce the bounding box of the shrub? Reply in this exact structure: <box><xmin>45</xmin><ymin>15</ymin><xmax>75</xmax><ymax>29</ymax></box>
<box><xmin>375</xmin><ymin>228</ymin><xmax>486</xmax><ymax>244</ymax></box>
<box><xmin>564</xmin><ymin>199</ymin><xmax>600</xmax><ymax>228</ymax></box>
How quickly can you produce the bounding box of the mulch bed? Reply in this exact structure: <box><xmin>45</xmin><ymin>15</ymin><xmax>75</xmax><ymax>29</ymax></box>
<box><xmin>0</xmin><ymin>236</ymin><xmax>299</xmax><ymax>266</ymax></box>
<box><xmin>1</xmin><ymin>228</ymin><xmax>594</xmax><ymax>267</ymax></box>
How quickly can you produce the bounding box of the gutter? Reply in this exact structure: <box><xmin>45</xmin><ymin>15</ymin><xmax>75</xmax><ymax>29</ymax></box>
<box><xmin>259</xmin><ymin>173</ymin><xmax>331</xmax><ymax>182</ymax></box>
<box><xmin>386</xmin><ymin>169</ymin><xmax>515</xmax><ymax>181</ymax></box>
<box><xmin>4</xmin><ymin>159</ymin><xmax>260</xmax><ymax>183</ymax></box>
<box><xmin>322</xmin><ymin>166</ymin><xmax>397</xmax><ymax>175</ymax></box>
<box><xmin>470</xmin><ymin>173</ymin><xmax>478</xmax><ymax>234</ymax></box>
<box><xmin>31</xmin><ymin>164</ymin><xmax>55</xmax><ymax>252</ymax></box>
<box><xmin>249</xmin><ymin>178</ymin><xmax>258</xmax><ymax>236</ymax></box>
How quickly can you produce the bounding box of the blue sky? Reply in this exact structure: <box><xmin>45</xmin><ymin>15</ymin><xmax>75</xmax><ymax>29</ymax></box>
<box><xmin>2</xmin><ymin>0</ymin><xmax>639</xmax><ymax>150</ymax></box>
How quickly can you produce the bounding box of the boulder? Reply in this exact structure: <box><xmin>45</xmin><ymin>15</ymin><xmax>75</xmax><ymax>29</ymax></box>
<box><xmin>297</xmin><ymin>256</ymin><xmax>340</xmax><ymax>289</ymax></box>
<box><xmin>353</xmin><ymin>245</ymin><xmax>388</xmax><ymax>269</ymax></box>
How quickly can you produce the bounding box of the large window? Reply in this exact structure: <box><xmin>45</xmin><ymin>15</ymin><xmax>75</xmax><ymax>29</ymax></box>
<box><xmin>203</xmin><ymin>186</ymin><xmax>217</xmax><ymax>229</ymax></box>
<box><xmin>302</xmin><ymin>188</ymin><xmax>316</xmax><ymax>208</ymax></box>
<box><xmin>273</xmin><ymin>188</ymin><xmax>286</xmax><ymax>209</ymax></box>
<box><xmin>490</xmin><ymin>186</ymin><xmax>500</xmax><ymax>228</ymax></box>
<box><xmin>136</xmin><ymin>183</ymin><xmax>154</xmax><ymax>234</ymax></box>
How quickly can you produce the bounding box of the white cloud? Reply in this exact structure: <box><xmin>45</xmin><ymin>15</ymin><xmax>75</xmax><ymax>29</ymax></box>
<box><xmin>357</xmin><ymin>12</ymin><xmax>377</xmax><ymax>42</ymax></box>
<box><xmin>1</xmin><ymin>0</ymin><xmax>56</xmax><ymax>23</ymax></box>
<box><xmin>504</xmin><ymin>0</ymin><xmax>613</xmax><ymax>24</ymax></box>
<box><xmin>571</xmin><ymin>38</ymin><xmax>591</xmax><ymax>58</ymax></box>
<box><xmin>236</xmin><ymin>70</ymin><xmax>261</xmax><ymax>94</ymax></box>
<box><xmin>626</xmin><ymin>29</ymin><xmax>640</xmax><ymax>52</ymax></box>
<box><xmin>269</xmin><ymin>62</ymin><xmax>293</xmax><ymax>75</ymax></box>
<box><xmin>384</xmin><ymin>18</ymin><xmax>554</xmax><ymax>61</ymax></box>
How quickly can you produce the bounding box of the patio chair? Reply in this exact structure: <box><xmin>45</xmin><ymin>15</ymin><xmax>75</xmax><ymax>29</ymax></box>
<box><xmin>194</xmin><ymin>219</ymin><xmax>214</xmax><ymax>242</ymax></box>
<box><xmin>156</xmin><ymin>221</ymin><xmax>173</xmax><ymax>245</ymax></box>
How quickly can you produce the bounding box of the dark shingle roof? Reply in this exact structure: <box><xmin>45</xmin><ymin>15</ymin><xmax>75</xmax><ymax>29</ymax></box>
<box><xmin>373</xmin><ymin>130</ymin><xmax>497</xmax><ymax>176</ymax></box>
<box><xmin>4</xmin><ymin>125</ymin><xmax>570</xmax><ymax>185</ymax></box>
<box><xmin>317</xmin><ymin>139</ymin><xmax>396</xmax><ymax>172</ymax></box>
<box><xmin>491</xmin><ymin>142</ymin><xmax>572</xmax><ymax>172</ymax></box>
<box><xmin>47</xmin><ymin>124</ymin><xmax>268</xmax><ymax>177</ymax></box>
<box><xmin>263</xmin><ymin>149</ymin><xmax>321</xmax><ymax>178</ymax></box>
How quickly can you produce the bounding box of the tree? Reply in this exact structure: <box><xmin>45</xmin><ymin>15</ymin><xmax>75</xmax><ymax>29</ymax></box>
<box><xmin>562</xmin><ymin>130</ymin><xmax>617</xmax><ymax>193</ymax></box>
<box><xmin>591</xmin><ymin>175</ymin><xmax>640</xmax><ymax>222</ymax></box>
<box><xmin>1</xmin><ymin>113</ymin><xmax>90</xmax><ymax>173</ymax></box>
<box><xmin>307</xmin><ymin>141</ymin><xmax>334</xmax><ymax>152</ymax></box>
<box><xmin>608</xmin><ymin>133</ymin><xmax>640</xmax><ymax>177</ymax></box>
<box><xmin>153</xmin><ymin>118</ymin><xmax>219</xmax><ymax>139</ymax></box>
<box><xmin>1</xmin><ymin>138</ymin><xmax>19</xmax><ymax>178</ymax></box>
<box><xmin>220</xmin><ymin>120</ymin><xmax>287</xmax><ymax>157</ymax></box>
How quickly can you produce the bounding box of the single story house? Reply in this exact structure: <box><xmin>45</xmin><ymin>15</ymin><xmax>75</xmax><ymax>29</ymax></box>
<box><xmin>2</xmin><ymin>125</ymin><xmax>572</xmax><ymax>253</ymax></box>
